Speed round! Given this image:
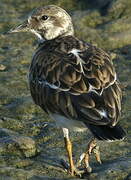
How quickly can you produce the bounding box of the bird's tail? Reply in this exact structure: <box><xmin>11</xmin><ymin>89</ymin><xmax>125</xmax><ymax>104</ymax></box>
<box><xmin>85</xmin><ymin>123</ymin><xmax>126</xmax><ymax>141</ymax></box>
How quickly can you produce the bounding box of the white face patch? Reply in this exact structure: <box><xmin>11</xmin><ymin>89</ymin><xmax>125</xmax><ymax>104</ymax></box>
<box><xmin>30</xmin><ymin>29</ymin><xmax>45</xmax><ymax>43</ymax></box>
<box><xmin>28</xmin><ymin>16</ymin><xmax>44</xmax><ymax>42</ymax></box>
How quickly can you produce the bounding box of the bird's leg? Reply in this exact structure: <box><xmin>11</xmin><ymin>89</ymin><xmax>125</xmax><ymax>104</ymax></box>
<box><xmin>86</xmin><ymin>138</ymin><xmax>101</xmax><ymax>164</ymax></box>
<box><xmin>76</xmin><ymin>152</ymin><xmax>86</xmax><ymax>168</ymax></box>
<box><xmin>76</xmin><ymin>138</ymin><xmax>101</xmax><ymax>172</ymax></box>
<box><xmin>62</xmin><ymin>128</ymin><xmax>84</xmax><ymax>176</ymax></box>
<box><xmin>63</xmin><ymin>129</ymin><xmax>75</xmax><ymax>175</ymax></box>
<box><xmin>84</xmin><ymin>138</ymin><xmax>97</xmax><ymax>172</ymax></box>
<box><xmin>92</xmin><ymin>144</ymin><xmax>101</xmax><ymax>164</ymax></box>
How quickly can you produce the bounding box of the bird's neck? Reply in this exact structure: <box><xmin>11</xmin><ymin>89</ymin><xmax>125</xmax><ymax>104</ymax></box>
<box><xmin>43</xmin><ymin>23</ymin><xmax>74</xmax><ymax>40</ymax></box>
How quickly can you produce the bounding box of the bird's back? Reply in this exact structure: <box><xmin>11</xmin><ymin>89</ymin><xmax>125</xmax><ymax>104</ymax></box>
<box><xmin>29</xmin><ymin>35</ymin><xmax>125</xmax><ymax>140</ymax></box>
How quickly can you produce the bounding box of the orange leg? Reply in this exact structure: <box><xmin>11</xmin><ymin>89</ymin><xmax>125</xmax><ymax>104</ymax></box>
<box><xmin>62</xmin><ymin>128</ymin><xmax>84</xmax><ymax>176</ymax></box>
<box><xmin>64</xmin><ymin>136</ymin><xmax>76</xmax><ymax>175</ymax></box>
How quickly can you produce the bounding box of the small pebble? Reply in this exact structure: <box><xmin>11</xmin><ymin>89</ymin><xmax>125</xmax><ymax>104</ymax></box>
<box><xmin>0</xmin><ymin>64</ymin><xmax>6</xmax><ymax>71</ymax></box>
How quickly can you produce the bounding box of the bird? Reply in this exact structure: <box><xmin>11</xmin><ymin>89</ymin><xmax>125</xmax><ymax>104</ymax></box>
<box><xmin>6</xmin><ymin>5</ymin><xmax>126</xmax><ymax>176</ymax></box>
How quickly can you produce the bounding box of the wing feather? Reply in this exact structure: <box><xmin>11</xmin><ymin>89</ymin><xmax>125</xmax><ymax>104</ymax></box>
<box><xmin>29</xmin><ymin>36</ymin><xmax>122</xmax><ymax>126</ymax></box>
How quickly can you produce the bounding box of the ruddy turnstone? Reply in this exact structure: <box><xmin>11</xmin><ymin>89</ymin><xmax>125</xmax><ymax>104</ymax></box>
<box><xmin>6</xmin><ymin>5</ymin><xmax>126</xmax><ymax>176</ymax></box>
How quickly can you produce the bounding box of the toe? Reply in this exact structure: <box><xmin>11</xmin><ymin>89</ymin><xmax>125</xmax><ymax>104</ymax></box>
<box><xmin>70</xmin><ymin>167</ymin><xmax>85</xmax><ymax>177</ymax></box>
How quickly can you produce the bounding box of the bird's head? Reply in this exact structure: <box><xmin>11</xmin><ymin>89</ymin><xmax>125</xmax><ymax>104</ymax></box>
<box><xmin>6</xmin><ymin>5</ymin><xmax>74</xmax><ymax>42</ymax></box>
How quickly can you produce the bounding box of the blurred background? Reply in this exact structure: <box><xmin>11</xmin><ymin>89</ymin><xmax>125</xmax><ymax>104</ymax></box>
<box><xmin>0</xmin><ymin>0</ymin><xmax>131</xmax><ymax>179</ymax></box>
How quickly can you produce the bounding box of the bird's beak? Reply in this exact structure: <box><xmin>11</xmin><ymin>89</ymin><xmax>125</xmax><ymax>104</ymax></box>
<box><xmin>5</xmin><ymin>20</ymin><xmax>29</xmax><ymax>35</ymax></box>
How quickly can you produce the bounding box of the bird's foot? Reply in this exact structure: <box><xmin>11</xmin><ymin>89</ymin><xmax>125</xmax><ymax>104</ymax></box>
<box><xmin>76</xmin><ymin>138</ymin><xmax>102</xmax><ymax>173</ymax></box>
<box><xmin>69</xmin><ymin>166</ymin><xmax>85</xmax><ymax>177</ymax></box>
<box><xmin>61</xmin><ymin>159</ymin><xmax>85</xmax><ymax>177</ymax></box>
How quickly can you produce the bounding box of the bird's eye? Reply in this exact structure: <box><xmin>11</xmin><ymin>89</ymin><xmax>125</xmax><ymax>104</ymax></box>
<box><xmin>41</xmin><ymin>15</ymin><xmax>49</xmax><ymax>21</ymax></box>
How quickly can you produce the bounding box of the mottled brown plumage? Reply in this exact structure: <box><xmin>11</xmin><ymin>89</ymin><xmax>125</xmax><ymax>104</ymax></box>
<box><xmin>7</xmin><ymin>5</ymin><xmax>126</xmax><ymax>176</ymax></box>
<box><xmin>29</xmin><ymin>35</ymin><xmax>121</xmax><ymax>127</ymax></box>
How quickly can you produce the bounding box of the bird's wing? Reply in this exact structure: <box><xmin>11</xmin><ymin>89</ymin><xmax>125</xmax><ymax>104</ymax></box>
<box><xmin>29</xmin><ymin>38</ymin><xmax>122</xmax><ymax>126</ymax></box>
